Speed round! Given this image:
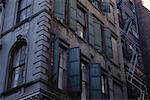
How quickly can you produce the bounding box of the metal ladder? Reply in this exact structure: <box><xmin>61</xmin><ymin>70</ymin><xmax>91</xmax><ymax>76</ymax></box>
<box><xmin>128</xmin><ymin>45</ymin><xmax>138</xmax><ymax>83</ymax></box>
<box><xmin>119</xmin><ymin>8</ymin><xmax>146</xmax><ymax>100</ymax></box>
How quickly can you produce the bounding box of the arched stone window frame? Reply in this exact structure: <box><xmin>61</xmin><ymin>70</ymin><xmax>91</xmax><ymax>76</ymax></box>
<box><xmin>7</xmin><ymin>36</ymin><xmax>27</xmax><ymax>89</ymax></box>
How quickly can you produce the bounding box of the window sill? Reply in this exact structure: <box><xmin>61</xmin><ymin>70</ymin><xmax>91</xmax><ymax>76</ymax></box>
<box><xmin>54</xmin><ymin>17</ymin><xmax>67</xmax><ymax>28</ymax></box>
<box><xmin>109</xmin><ymin>59</ymin><xmax>121</xmax><ymax>70</ymax></box>
<box><xmin>107</xmin><ymin>18</ymin><xmax>116</xmax><ymax>27</ymax></box>
<box><xmin>1</xmin><ymin>9</ymin><xmax>49</xmax><ymax>38</ymax></box>
<box><xmin>74</xmin><ymin>33</ymin><xmax>88</xmax><ymax>44</ymax></box>
<box><xmin>88</xmin><ymin>0</ymin><xmax>103</xmax><ymax>14</ymax></box>
<box><xmin>0</xmin><ymin>79</ymin><xmax>44</xmax><ymax>96</ymax></box>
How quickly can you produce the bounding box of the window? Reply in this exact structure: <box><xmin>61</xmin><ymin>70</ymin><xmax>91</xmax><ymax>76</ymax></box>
<box><xmin>103</xmin><ymin>28</ymin><xmax>113</xmax><ymax>58</ymax></box>
<box><xmin>58</xmin><ymin>47</ymin><xmax>67</xmax><ymax>90</ymax></box>
<box><xmin>81</xmin><ymin>61</ymin><xmax>88</xmax><ymax>100</ymax></box>
<box><xmin>54</xmin><ymin>0</ymin><xmax>66</xmax><ymax>23</ymax></box>
<box><xmin>112</xmin><ymin>36</ymin><xmax>119</xmax><ymax>63</ymax></box>
<box><xmin>68</xmin><ymin>0</ymin><xmax>87</xmax><ymax>39</ymax></box>
<box><xmin>88</xmin><ymin>14</ymin><xmax>103</xmax><ymax>51</ymax></box>
<box><xmin>107</xmin><ymin>4</ymin><xmax>115</xmax><ymax>24</ymax></box>
<box><xmin>76</xmin><ymin>7</ymin><xmax>86</xmax><ymax>38</ymax></box>
<box><xmin>101</xmin><ymin>75</ymin><xmax>108</xmax><ymax>99</ymax></box>
<box><xmin>8</xmin><ymin>43</ymin><xmax>27</xmax><ymax>89</ymax></box>
<box><xmin>90</xmin><ymin>0</ymin><xmax>101</xmax><ymax>9</ymax></box>
<box><xmin>89</xmin><ymin>0</ymin><xmax>111</xmax><ymax>13</ymax></box>
<box><xmin>0</xmin><ymin>3</ymin><xmax>4</xmax><ymax>32</ymax></box>
<box><xmin>17</xmin><ymin>0</ymin><xmax>32</xmax><ymax>22</ymax></box>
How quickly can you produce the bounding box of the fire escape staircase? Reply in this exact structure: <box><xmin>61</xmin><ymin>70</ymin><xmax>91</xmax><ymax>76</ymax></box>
<box><xmin>118</xmin><ymin>6</ymin><xmax>147</xmax><ymax>99</ymax></box>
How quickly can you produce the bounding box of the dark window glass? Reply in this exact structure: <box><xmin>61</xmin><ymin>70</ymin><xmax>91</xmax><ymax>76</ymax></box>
<box><xmin>76</xmin><ymin>7</ymin><xmax>86</xmax><ymax>38</ymax></box>
<box><xmin>8</xmin><ymin>45</ymin><xmax>27</xmax><ymax>88</ymax></box>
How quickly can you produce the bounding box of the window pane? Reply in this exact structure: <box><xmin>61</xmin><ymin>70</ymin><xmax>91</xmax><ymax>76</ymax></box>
<box><xmin>0</xmin><ymin>7</ymin><xmax>2</xmax><ymax>30</ymax></box>
<box><xmin>27</xmin><ymin>0</ymin><xmax>32</xmax><ymax>6</ymax></box>
<box><xmin>20</xmin><ymin>46</ymin><xmax>26</xmax><ymax>65</ymax></box>
<box><xmin>58</xmin><ymin>48</ymin><xmax>67</xmax><ymax>90</ymax></box>
<box><xmin>10</xmin><ymin>45</ymin><xmax>27</xmax><ymax>88</ymax></box>
<box><xmin>77</xmin><ymin>23</ymin><xmax>84</xmax><ymax>38</ymax></box>
<box><xmin>18</xmin><ymin>0</ymin><xmax>32</xmax><ymax>22</ymax></box>
<box><xmin>20</xmin><ymin>0</ymin><xmax>27</xmax><ymax>9</ymax></box>
<box><xmin>19</xmin><ymin>9</ymin><xmax>26</xmax><ymax>21</ymax></box>
<box><xmin>12</xmin><ymin>67</ymin><xmax>21</xmax><ymax>87</ymax></box>
<box><xmin>77</xmin><ymin>8</ymin><xmax>85</xmax><ymax>26</ymax></box>
<box><xmin>13</xmin><ymin>48</ymin><xmax>21</xmax><ymax>67</ymax></box>
<box><xmin>26</xmin><ymin>6</ymin><xmax>32</xmax><ymax>18</ymax></box>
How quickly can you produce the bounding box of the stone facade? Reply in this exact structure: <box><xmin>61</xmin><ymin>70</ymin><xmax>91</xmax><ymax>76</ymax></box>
<box><xmin>0</xmin><ymin>0</ymin><xmax>140</xmax><ymax>100</ymax></box>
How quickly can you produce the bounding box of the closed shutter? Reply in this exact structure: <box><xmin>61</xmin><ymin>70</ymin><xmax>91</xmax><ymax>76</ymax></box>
<box><xmin>101</xmin><ymin>0</ymin><xmax>110</xmax><ymax>13</ymax></box>
<box><xmin>69</xmin><ymin>0</ymin><xmax>77</xmax><ymax>31</ymax></box>
<box><xmin>68</xmin><ymin>47</ymin><xmax>81</xmax><ymax>92</ymax></box>
<box><xmin>54</xmin><ymin>0</ymin><xmax>65</xmax><ymax>19</ymax></box>
<box><xmin>89</xmin><ymin>63</ymin><xmax>101</xmax><ymax>100</ymax></box>
<box><xmin>103</xmin><ymin>27</ymin><xmax>113</xmax><ymax>58</ymax></box>
<box><xmin>52</xmin><ymin>33</ymin><xmax>59</xmax><ymax>86</ymax></box>
<box><xmin>94</xmin><ymin>19</ymin><xmax>102</xmax><ymax>51</ymax></box>
<box><xmin>88</xmin><ymin>14</ymin><xmax>94</xmax><ymax>45</ymax></box>
<box><xmin>88</xmin><ymin>14</ymin><xmax>102</xmax><ymax>51</ymax></box>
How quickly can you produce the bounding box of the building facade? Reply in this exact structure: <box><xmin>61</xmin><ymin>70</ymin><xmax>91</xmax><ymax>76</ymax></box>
<box><xmin>0</xmin><ymin>0</ymin><xmax>146</xmax><ymax>100</ymax></box>
<box><xmin>135</xmin><ymin>0</ymin><xmax>150</xmax><ymax>98</ymax></box>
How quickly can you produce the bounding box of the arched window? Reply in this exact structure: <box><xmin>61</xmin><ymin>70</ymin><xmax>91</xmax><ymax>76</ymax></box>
<box><xmin>8</xmin><ymin>41</ymin><xmax>27</xmax><ymax>89</ymax></box>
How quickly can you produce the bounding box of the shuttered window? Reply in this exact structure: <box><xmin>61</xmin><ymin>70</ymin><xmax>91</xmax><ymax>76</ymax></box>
<box><xmin>54</xmin><ymin>0</ymin><xmax>66</xmax><ymax>22</ymax></box>
<box><xmin>68</xmin><ymin>0</ymin><xmax>87</xmax><ymax>39</ymax></box>
<box><xmin>89</xmin><ymin>63</ymin><xmax>101</xmax><ymax>100</ymax></box>
<box><xmin>88</xmin><ymin>14</ymin><xmax>102</xmax><ymax>51</ymax></box>
<box><xmin>76</xmin><ymin>7</ymin><xmax>86</xmax><ymax>38</ymax></box>
<box><xmin>68</xmin><ymin>47</ymin><xmax>81</xmax><ymax>92</ymax></box>
<box><xmin>69</xmin><ymin>0</ymin><xmax>77</xmax><ymax>31</ymax></box>
<box><xmin>103</xmin><ymin>27</ymin><xmax>113</xmax><ymax>58</ymax></box>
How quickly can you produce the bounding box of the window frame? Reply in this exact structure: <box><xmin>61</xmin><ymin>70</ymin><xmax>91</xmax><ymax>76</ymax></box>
<box><xmin>16</xmin><ymin>0</ymin><xmax>32</xmax><ymax>23</ymax></box>
<box><xmin>0</xmin><ymin>3</ymin><xmax>4</xmax><ymax>32</ymax></box>
<box><xmin>58</xmin><ymin>45</ymin><xmax>68</xmax><ymax>90</ymax></box>
<box><xmin>7</xmin><ymin>39</ymin><xmax>27</xmax><ymax>89</ymax></box>
<box><xmin>76</xmin><ymin>5</ymin><xmax>87</xmax><ymax>39</ymax></box>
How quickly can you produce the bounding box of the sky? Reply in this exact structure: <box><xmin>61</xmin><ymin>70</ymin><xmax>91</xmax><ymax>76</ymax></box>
<box><xmin>142</xmin><ymin>0</ymin><xmax>150</xmax><ymax>11</ymax></box>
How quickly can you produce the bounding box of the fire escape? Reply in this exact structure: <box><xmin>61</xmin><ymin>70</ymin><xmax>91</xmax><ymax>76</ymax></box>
<box><xmin>118</xmin><ymin>0</ymin><xmax>147</xmax><ymax>99</ymax></box>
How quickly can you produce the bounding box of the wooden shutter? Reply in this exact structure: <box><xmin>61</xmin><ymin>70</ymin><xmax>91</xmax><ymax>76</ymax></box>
<box><xmin>103</xmin><ymin>27</ymin><xmax>113</xmax><ymax>58</ymax></box>
<box><xmin>68</xmin><ymin>47</ymin><xmax>81</xmax><ymax>92</ymax></box>
<box><xmin>94</xmin><ymin>18</ymin><xmax>102</xmax><ymax>51</ymax></box>
<box><xmin>89</xmin><ymin>63</ymin><xmax>101</xmax><ymax>100</ymax></box>
<box><xmin>54</xmin><ymin>0</ymin><xmax>65</xmax><ymax>19</ymax></box>
<box><xmin>88</xmin><ymin>14</ymin><xmax>95</xmax><ymax>45</ymax></box>
<box><xmin>52</xmin><ymin>33</ymin><xmax>59</xmax><ymax>86</ymax></box>
<box><xmin>69</xmin><ymin>0</ymin><xmax>77</xmax><ymax>31</ymax></box>
<box><xmin>102</xmin><ymin>0</ymin><xmax>110</xmax><ymax>13</ymax></box>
